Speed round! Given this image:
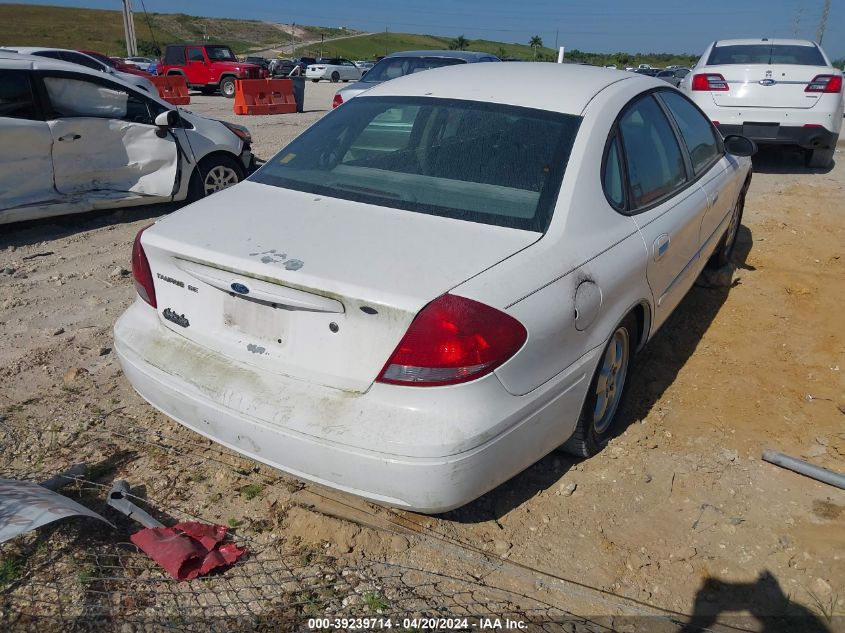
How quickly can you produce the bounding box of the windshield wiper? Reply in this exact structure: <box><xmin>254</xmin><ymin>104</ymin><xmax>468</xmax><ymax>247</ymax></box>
<box><xmin>334</xmin><ymin>183</ymin><xmax>400</xmax><ymax>198</ymax></box>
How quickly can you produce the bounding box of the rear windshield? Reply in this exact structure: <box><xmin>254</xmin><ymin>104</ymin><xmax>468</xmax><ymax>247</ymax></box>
<box><xmin>707</xmin><ymin>44</ymin><xmax>826</xmax><ymax>66</ymax></box>
<box><xmin>251</xmin><ymin>96</ymin><xmax>580</xmax><ymax>232</ymax></box>
<box><xmin>362</xmin><ymin>56</ymin><xmax>467</xmax><ymax>83</ymax></box>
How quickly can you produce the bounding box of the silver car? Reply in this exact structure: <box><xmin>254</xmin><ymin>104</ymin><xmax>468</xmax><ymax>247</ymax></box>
<box><xmin>656</xmin><ymin>67</ymin><xmax>690</xmax><ymax>88</ymax></box>
<box><xmin>332</xmin><ymin>49</ymin><xmax>500</xmax><ymax>108</ymax></box>
<box><xmin>0</xmin><ymin>46</ymin><xmax>155</xmax><ymax>92</ymax></box>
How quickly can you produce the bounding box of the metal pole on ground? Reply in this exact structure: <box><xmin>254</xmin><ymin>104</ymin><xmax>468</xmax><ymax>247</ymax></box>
<box><xmin>762</xmin><ymin>449</ymin><xmax>845</xmax><ymax>490</ymax></box>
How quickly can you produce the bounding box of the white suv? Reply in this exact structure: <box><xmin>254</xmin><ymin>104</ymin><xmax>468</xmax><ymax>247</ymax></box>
<box><xmin>681</xmin><ymin>38</ymin><xmax>843</xmax><ymax>168</ymax></box>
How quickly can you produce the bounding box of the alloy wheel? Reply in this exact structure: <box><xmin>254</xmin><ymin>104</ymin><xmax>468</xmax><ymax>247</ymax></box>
<box><xmin>203</xmin><ymin>165</ymin><xmax>240</xmax><ymax>195</ymax></box>
<box><xmin>592</xmin><ymin>327</ymin><xmax>630</xmax><ymax>434</ymax></box>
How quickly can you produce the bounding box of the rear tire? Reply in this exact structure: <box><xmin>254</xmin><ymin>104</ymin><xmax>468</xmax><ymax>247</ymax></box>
<box><xmin>331</xmin><ymin>71</ymin><xmax>340</xmax><ymax>83</ymax></box>
<box><xmin>561</xmin><ymin>314</ymin><xmax>637</xmax><ymax>457</ymax></box>
<box><xmin>805</xmin><ymin>148</ymin><xmax>834</xmax><ymax>169</ymax></box>
<box><xmin>219</xmin><ymin>76</ymin><xmax>237</xmax><ymax>98</ymax></box>
<box><xmin>187</xmin><ymin>154</ymin><xmax>245</xmax><ymax>202</ymax></box>
<box><xmin>706</xmin><ymin>183</ymin><xmax>746</xmax><ymax>269</ymax></box>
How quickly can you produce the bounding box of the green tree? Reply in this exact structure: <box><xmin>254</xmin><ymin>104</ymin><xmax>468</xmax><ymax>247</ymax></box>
<box><xmin>449</xmin><ymin>35</ymin><xmax>469</xmax><ymax>51</ymax></box>
<box><xmin>496</xmin><ymin>46</ymin><xmax>508</xmax><ymax>59</ymax></box>
<box><xmin>137</xmin><ymin>40</ymin><xmax>161</xmax><ymax>57</ymax></box>
<box><xmin>529</xmin><ymin>35</ymin><xmax>543</xmax><ymax>59</ymax></box>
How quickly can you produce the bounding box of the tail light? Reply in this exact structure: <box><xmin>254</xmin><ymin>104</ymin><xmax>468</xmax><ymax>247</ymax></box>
<box><xmin>332</xmin><ymin>93</ymin><xmax>343</xmax><ymax>108</ymax></box>
<box><xmin>691</xmin><ymin>73</ymin><xmax>729</xmax><ymax>91</ymax></box>
<box><xmin>131</xmin><ymin>225</ymin><xmax>157</xmax><ymax>308</ymax></box>
<box><xmin>377</xmin><ymin>294</ymin><xmax>527</xmax><ymax>387</ymax></box>
<box><xmin>805</xmin><ymin>74</ymin><xmax>842</xmax><ymax>93</ymax></box>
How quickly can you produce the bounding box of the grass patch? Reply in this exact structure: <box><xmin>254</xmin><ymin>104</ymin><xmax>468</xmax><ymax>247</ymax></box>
<box><xmin>226</xmin><ymin>517</ymin><xmax>242</xmax><ymax>529</ymax></box>
<box><xmin>241</xmin><ymin>483</ymin><xmax>263</xmax><ymax>500</ymax></box>
<box><xmin>364</xmin><ymin>591</ymin><xmax>389</xmax><ymax>612</ymax></box>
<box><xmin>0</xmin><ymin>556</ymin><xmax>21</xmax><ymax>585</ymax></box>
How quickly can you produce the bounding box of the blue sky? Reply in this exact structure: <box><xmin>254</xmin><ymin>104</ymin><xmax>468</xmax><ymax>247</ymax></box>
<box><xmin>15</xmin><ymin>0</ymin><xmax>845</xmax><ymax>59</ymax></box>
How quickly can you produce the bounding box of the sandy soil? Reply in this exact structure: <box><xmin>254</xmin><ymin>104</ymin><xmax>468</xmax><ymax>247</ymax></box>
<box><xmin>1</xmin><ymin>83</ymin><xmax>843</xmax><ymax>630</ymax></box>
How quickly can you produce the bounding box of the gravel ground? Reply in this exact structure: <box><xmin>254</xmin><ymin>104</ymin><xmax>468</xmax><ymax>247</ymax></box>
<box><xmin>1</xmin><ymin>83</ymin><xmax>844</xmax><ymax>631</ymax></box>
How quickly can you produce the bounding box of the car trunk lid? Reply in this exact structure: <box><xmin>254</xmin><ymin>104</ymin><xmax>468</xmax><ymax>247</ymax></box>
<box><xmin>705</xmin><ymin>64</ymin><xmax>832</xmax><ymax>109</ymax></box>
<box><xmin>140</xmin><ymin>181</ymin><xmax>539</xmax><ymax>393</ymax></box>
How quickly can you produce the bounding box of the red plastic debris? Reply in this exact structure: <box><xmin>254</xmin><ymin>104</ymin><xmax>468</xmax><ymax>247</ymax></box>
<box><xmin>130</xmin><ymin>521</ymin><xmax>246</xmax><ymax>581</ymax></box>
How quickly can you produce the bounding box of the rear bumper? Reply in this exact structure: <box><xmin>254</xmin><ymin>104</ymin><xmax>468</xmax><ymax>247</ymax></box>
<box><xmin>113</xmin><ymin>301</ymin><xmax>594</xmax><ymax>513</ymax></box>
<box><xmin>717</xmin><ymin>123</ymin><xmax>839</xmax><ymax>150</ymax></box>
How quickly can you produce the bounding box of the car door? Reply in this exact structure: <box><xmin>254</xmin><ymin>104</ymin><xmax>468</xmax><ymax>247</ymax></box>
<box><xmin>616</xmin><ymin>93</ymin><xmax>709</xmax><ymax>331</ymax></box>
<box><xmin>0</xmin><ymin>69</ymin><xmax>58</xmax><ymax>213</ymax></box>
<box><xmin>656</xmin><ymin>90</ymin><xmax>743</xmax><ymax>256</ymax></box>
<box><xmin>185</xmin><ymin>47</ymin><xmax>207</xmax><ymax>84</ymax></box>
<box><xmin>39</xmin><ymin>71</ymin><xmax>179</xmax><ymax>198</ymax></box>
<box><xmin>340</xmin><ymin>59</ymin><xmax>359</xmax><ymax>80</ymax></box>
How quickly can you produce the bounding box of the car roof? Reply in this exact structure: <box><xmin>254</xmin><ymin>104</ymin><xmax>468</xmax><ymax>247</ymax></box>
<box><xmin>2</xmin><ymin>46</ymin><xmax>79</xmax><ymax>54</ymax></box>
<box><xmin>712</xmin><ymin>38</ymin><xmax>817</xmax><ymax>47</ymax></box>
<box><xmin>385</xmin><ymin>49</ymin><xmax>496</xmax><ymax>61</ymax></box>
<box><xmin>0</xmin><ymin>51</ymin><xmax>158</xmax><ymax>93</ymax></box>
<box><xmin>361</xmin><ymin>62</ymin><xmax>649</xmax><ymax>115</ymax></box>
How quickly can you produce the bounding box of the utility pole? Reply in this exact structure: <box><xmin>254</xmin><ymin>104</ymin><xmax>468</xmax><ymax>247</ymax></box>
<box><xmin>121</xmin><ymin>0</ymin><xmax>137</xmax><ymax>56</ymax></box>
<box><xmin>792</xmin><ymin>0</ymin><xmax>804</xmax><ymax>37</ymax></box>
<box><xmin>385</xmin><ymin>26</ymin><xmax>389</xmax><ymax>57</ymax></box>
<box><xmin>816</xmin><ymin>0</ymin><xmax>830</xmax><ymax>44</ymax></box>
<box><xmin>320</xmin><ymin>33</ymin><xmax>324</xmax><ymax>58</ymax></box>
<box><xmin>291</xmin><ymin>22</ymin><xmax>295</xmax><ymax>55</ymax></box>
<box><xmin>554</xmin><ymin>30</ymin><xmax>558</xmax><ymax>52</ymax></box>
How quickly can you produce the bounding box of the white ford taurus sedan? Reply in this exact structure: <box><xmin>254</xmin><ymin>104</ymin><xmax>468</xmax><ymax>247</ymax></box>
<box><xmin>115</xmin><ymin>63</ymin><xmax>754</xmax><ymax>513</ymax></box>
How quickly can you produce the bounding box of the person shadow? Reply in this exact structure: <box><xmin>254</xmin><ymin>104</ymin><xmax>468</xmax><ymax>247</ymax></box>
<box><xmin>680</xmin><ymin>571</ymin><xmax>833</xmax><ymax>633</ymax></box>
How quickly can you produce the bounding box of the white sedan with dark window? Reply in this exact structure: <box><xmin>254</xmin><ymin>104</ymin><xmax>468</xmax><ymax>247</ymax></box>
<box><xmin>305</xmin><ymin>58</ymin><xmax>363</xmax><ymax>82</ymax></box>
<box><xmin>681</xmin><ymin>38</ymin><xmax>843</xmax><ymax>168</ymax></box>
<box><xmin>115</xmin><ymin>63</ymin><xmax>754</xmax><ymax>513</ymax></box>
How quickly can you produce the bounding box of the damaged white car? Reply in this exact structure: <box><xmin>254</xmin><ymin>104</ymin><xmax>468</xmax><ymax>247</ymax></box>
<box><xmin>115</xmin><ymin>63</ymin><xmax>753</xmax><ymax>513</ymax></box>
<box><xmin>0</xmin><ymin>53</ymin><xmax>253</xmax><ymax>225</ymax></box>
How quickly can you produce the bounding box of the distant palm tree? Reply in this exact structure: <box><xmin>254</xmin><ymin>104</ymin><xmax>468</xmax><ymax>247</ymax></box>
<box><xmin>529</xmin><ymin>35</ymin><xmax>543</xmax><ymax>59</ymax></box>
<box><xmin>449</xmin><ymin>34</ymin><xmax>469</xmax><ymax>51</ymax></box>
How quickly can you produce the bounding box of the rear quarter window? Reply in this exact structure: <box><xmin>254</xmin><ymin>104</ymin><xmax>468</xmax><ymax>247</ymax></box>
<box><xmin>619</xmin><ymin>95</ymin><xmax>688</xmax><ymax>209</ymax></box>
<box><xmin>707</xmin><ymin>44</ymin><xmax>826</xmax><ymax>66</ymax></box>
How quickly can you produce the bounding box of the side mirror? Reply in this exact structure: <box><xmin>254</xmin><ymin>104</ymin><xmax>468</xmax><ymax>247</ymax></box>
<box><xmin>723</xmin><ymin>134</ymin><xmax>757</xmax><ymax>157</ymax></box>
<box><xmin>154</xmin><ymin>110</ymin><xmax>179</xmax><ymax>127</ymax></box>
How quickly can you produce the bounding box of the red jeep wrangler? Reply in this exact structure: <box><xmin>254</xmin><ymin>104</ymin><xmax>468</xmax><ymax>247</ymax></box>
<box><xmin>159</xmin><ymin>44</ymin><xmax>267</xmax><ymax>97</ymax></box>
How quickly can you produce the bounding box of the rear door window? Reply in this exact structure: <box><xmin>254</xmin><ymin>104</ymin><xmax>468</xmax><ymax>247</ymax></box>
<box><xmin>0</xmin><ymin>70</ymin><xmax>39</xmax><ymax>120</ymax></box>
<box><xmin>658</xmin><ymin>91</ymin><xmax>721</xmax><ymax>176</ymax></box>
<box><xmin>707</xmin><ymin>44</ymin><xmax>826</xmax><ymax>66</ymax></box>
<box><xmin>618</xmin><ymin>95</ymin><xmax>688</xmax><ymax>210</ymax></box>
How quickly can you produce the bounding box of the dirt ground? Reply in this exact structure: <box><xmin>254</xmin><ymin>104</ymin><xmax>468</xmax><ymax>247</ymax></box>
<box><xmin>1</xmin><ymin>82</ymin><xmax>843</xmax><ymax>630</ymax></box>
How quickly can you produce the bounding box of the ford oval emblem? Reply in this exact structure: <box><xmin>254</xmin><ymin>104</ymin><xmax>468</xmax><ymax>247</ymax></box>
<box><xmin>231</xmin><ymin>282</ymin><xmax>250</xmax><ymax>295</ymax></box>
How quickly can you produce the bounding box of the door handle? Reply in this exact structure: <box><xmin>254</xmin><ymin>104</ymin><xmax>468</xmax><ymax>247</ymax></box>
<box><xmin>653</xmin><ymin>234</ymin><xmax>671</xmax><ymax>261</ymax></box>
<box><xmin>58</xmin><ymin>134</ymin><xmax>81</xmax><ymax>142</ymax></box>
